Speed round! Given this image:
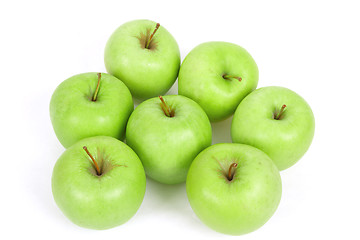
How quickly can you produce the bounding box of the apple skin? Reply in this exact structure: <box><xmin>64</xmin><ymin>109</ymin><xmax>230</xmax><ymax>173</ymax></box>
<box><xmin>186</xmin><ymin>143</ymin><xmax>282</xmax><ymax>235</ymax></box>
<box><xmin>231</xmin><ymin>86</ymin><xmax>315</xmax><ymax>170</ymax></box>
<box><xmin>178</xmin><ymin>41</ymin><xmax>258</xmax><ymax>122</ymax></box>
<box><xmin>52</xmin><ymin>136</ymin><xmax>146</xmax><ymax>230</ymax></box>
<box><xmin>104</xmin><ymin>19</ymin><xmax>180</xmax><ymax>100</ymax></box>
<box><xmin>126</xmin><ymin>95</ymin><xmax>212</xmax><ymax>184</ymax></box>
<box><xmin>50</xmin><ymin>72</ymin><xmax>133</xmax><ymax>148</ymax></box>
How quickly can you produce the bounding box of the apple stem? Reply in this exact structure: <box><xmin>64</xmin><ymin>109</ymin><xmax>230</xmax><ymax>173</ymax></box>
<box><xmin>83</xmin><ymin>146</ymin><xmax>101</xmax><ymax>175</ymax></box>
<box><xmin>275</xmin><ymin>104</ymin><xmax>287</xmax><ymax>120</ymax></box>
<box><xmin>145</xmin><ymin>23</ymin><xmax>160</xmax><ymax>49</ymax></box>
<box><xmin>159</xmin><ymin>96</ymin><xmax>174</xmax><ymax>117</ymax></box>
<box><xmin>228</xmin><ymin>163</ymin><xmax>238</xmax><ymax>181</ymax></box>
<box><xmin>223</xmin><ymin>74</ymin><xmax>242</xmax><ymax>82</ymax></box>
<box><xmin>92</xmin><ymin>73</ymin><xmax>101</xmax><ymax>101</ymax></box>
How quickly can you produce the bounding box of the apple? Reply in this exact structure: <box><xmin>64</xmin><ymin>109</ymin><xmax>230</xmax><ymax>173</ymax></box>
<box><xmin>104</xmin><ymin>19</ymin><xmax>180</xmax><ymax>100</ymax></box>
<box><xmin>178</xmin><ymin>41</ymin><xmax>258</xmax><ymax>122</ymax></box>
<box><xmin>52</xmin><ymin>136</ymin><xmax>146</xmax><ymax>229</ymax></box>
<box><xmin>231</xmin><ymin>86</ymin><xmax>315</xmax><ymax>170</ymax></box>
<box><xmin>186</xmin><ymin>143</ymin><xmax>282</xmax><ymax>235</ymax></box>
<box><xmin>50</xmin><ymin>72</ymin><xmax>133</xmax><ymax>148</ymax></box>
<box><xmin>126</xmin><ymin>95</ymin><xmax>212</xmax><ymax>184</ymax></box>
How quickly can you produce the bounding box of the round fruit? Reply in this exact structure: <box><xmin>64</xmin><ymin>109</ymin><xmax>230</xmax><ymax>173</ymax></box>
<box><xmin>126</xmin><ymin>95</ymin><xmax>212</xmax><ymax>184</ymax></box>
<box><xmin>178</xmin><ymin>41</ymin><xmax>258</xmax><ymax>121</ymax></box>
<box><xmin>231</xmin><ymin>86</ymin><xmax>315</xmax><ymax>170</ymax></box>
<box><xmin>52</xmin><ymin>136</ymin><xmax>146</xmax><ymax>229</ymax></box>
<box><xmin>104</xmin><ymin>19</ymin><xmax>180</xmax><ymax>100</ymax></box>
<box><xmin>186</xmin><ymin>143</ymin><xmax>282</xmax><ymax>235</ymax></box>
<box><xmin>50</xmin><ymin>72</ymin><xmax>133</xmax><ymax>148</ymax></box>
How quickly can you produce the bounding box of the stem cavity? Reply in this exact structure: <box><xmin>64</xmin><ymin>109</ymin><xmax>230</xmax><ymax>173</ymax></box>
<box><xmin>222</xmin><ymin>74</ymin><xmax>242</xmax><ymax>82</ymax></box>
<box><xmin>92</xmin><ymin>73</ymin><xmax>101</xmax><ymax>101</ymax></box>
<box><xmin>145</xmin><ymin>23</ymin><xmax>160</xmax><ymax>49</ymax></box>
<box><xmin>159</xmin><ymin>96</ymin><xmax>174</xmax><ymax>117</ymax></box>
<box><xmin>83</xmin><ymin>146</ymin><xmax>101</xmax><ymax>175</ymax></box>
<box><xmin>275</xmin><ymin>104</ymin><xmax>287</xmax><ymax>120</ymax></box>
<box><xmin>227</xmin><ymin>163</ymin><xmax>238</xmax><ymax>181</ymax></box>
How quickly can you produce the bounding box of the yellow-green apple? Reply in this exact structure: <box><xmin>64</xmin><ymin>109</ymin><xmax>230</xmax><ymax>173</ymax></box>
<box><xmin>104</xmin><ymin>19</ymin><xmax>180</xmax><ymax>100</ymax></box>
<box><xmin>51</xmin><ymin>136</ymin><xmax>146</xmax><ymax>229</ymax></box>
<box><xmin>186</xmin><ymin>143</ymin><xmax>282</xmax><ymax>235</ymax></box>
<box><xmin>126</xmin><ymin>95</ymin><xmax>212</xmax><ymax>184</ymax></box>
<box><xmin>50</xmin><ymin>72</ymin><xmax>133</xmax><ymax>148</ymax></box>
<box><xmin>231</xmin><ymin>86</ymin><xmax>315</xmax><ymax>170</ymax></box>
<box><xmin>178</xmin><ymin>41</ymin><xmax>258</xmax><ymax>122</ymax></box>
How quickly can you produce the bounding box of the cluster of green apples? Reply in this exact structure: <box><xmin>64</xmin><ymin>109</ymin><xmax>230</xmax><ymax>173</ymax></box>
<box><xmin>50</xmin><ymin>19</ymin><xmax>315</xmax><ymax>235</ymax></box>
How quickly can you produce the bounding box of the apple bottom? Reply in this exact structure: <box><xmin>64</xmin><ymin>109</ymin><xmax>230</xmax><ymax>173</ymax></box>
<box><xmin>186</xmin><ymin>143</ymin><xmax>282</xmax><ymax>235</ymax></box>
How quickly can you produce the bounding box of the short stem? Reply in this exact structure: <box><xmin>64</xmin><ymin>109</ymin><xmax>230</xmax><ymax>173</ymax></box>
<box><xmin>145</xmin><ymin>23</ymin><xmax>160</xmax><ymax>49</ymax></box>
<box><xmin>275</xmin><ymin>104</ymin><xmax>287</xmax><ymax>120</ymax></box>
<box><xmin>92</xmin><ymin>73</ymin><xmax>101</xmax><ymax>101</ymax></box>
<box><xmin>83</xmin><ymin>146</ymin><xmax>101</xmax><ymax>175</ymax></box>
<box><xmin>223</xmin><ymin>74</ymin><xmax>242</xmax><ymax>82</ymax></box>
<box><xmin>228</xmin><ymin>163</ymin><xmax>238</xmax><ymax>181</ymax></box>
<box><xmin>159</xmin><ymin>96</ymin><xmax>174</xmax><ymax>117</ymax></box>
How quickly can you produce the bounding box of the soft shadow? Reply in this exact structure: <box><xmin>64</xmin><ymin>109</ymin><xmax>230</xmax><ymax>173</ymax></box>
<box><xmin>211</xmin><ymin>115</ymin><xmax>233</xmax><ymax>144</ymax></box>
<box><xmin>141</xmin><ymin>177</ymin><xmax>189</xmax><ymax>214</ymax></box>
<box><xmin>21</xmin><ymin>91</ymin><xmax>66</xmax><ymax>223</ymax></box>
<box><xmin>139</xmin><ymin>177</ymin><xmax>205</xmax><ymax>227</ymax></box>
<box><xmin>132</xmin><ymin>97</ymin><xmax>143</xmax><ymax>108</ymax></box>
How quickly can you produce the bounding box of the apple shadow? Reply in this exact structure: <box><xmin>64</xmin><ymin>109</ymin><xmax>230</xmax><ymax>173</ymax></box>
<box><xmin>138</xmin><ymin>177</ymin><xmax>208</xmax><ymax>230</ymax></box>
<box><xmin>132</xmin><ymin>97</ymin><xmax>143</xmax><ymax>108</ymax></box>
<box><xmin>140</xmin><ymin>177</ymin><xmax>189</xmax><ymax>214</ymax></box>
<box><xmin>20</xmin><ymin>91</ymin><xmax>70</xmax><ymax>226</ymax></box>
<box><xmin>211</xmin><ymin>115</ymin><xmax>233</xmax><ymax>144</ymax></box>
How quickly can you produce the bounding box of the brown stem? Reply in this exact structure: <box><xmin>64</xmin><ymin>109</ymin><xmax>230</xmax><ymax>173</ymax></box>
<box><xmin>275</xmin><ymin>104</ymin><xmax>287</xmax><ymax>120</ymax></box>
<box><xmin>228</xmin><ymin>163</ymin><xmax>238</xmax><ymax>181</ymax></box>
<box><xmin>83</xmin><ymin>146</ymin><xmax>101</xmax><ymax>175</ymax></box>
<box><xmin>92</xmin><ymin>73</ymin><xmax>101</xmax><ymax>101</ymax></box>
<box><xmin>223</xmin><ymin>74</ymin><xmax>242</xmax><ymax>82</ymax></box>
<box><xmin>145</xmin><ymin>23</ymin><xmax>160</xmax><ymax>49</ymax></box>
<box><xmin>159</xmin><ymin>96</ymin><xmax>174</xmax><ymax>117</ymax></box>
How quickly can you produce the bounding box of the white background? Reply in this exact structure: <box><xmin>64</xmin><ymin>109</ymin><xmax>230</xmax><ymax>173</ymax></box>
<box><xmin>1</xmin><ymin>0</ymin><xmax>359</xmax><ymax>239</ymax></box>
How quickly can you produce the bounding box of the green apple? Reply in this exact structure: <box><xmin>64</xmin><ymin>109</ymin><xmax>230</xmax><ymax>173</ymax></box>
<box><xmin>178</xmin><ymin>41</ymin><xmax>258</xmax><ymax>122</ymax></box>
<box><xmin>50</xmin><ymin>72</ymin><xmax>133</xmax><ymax>148</ymax></box>
<box><xmin>231</xmin><ymin>86</ymin><xmax>315</xmax><ymax>170</ymax></box>
<box><xmin>104</xmin><ymin>19</ymin><xmax>180</xmax><ymax>100</ymax></box>
<box><xmin>126</xmin><ymin>95</ymin><xmax>212</xmax><ymax>184</ymax></box>
<box><xmin>52</xmin><ymin>136</ymin><xmax>146</xmax><ymax>229</ymax></box>
<box><xmin>186</xmin><ymin>143</ymin><xmax>282</xmax><ymax>235</ymax></box>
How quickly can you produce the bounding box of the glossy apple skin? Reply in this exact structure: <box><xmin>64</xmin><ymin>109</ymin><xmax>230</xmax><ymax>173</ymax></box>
<box><xmin>186</xmin><ymin>143</ymin><xmax>282</xmax><ymax>235</ymax></box>
<box><xmin>52</xmin><ymin>136</ymin><xmax>146</xmax><ymax>230</ymax></box>
<box><xmin>231</xmin><ymin>86</ymin><xmax>315</xmax><ymax>170</ymax></box>
<box><xmin>178</xmin><ymin>41</ymin><xmax>258</xmax><ymax>122</ymax></box>
<box><xmin>126</xmin><ymin>95</ymin><xmax>212</xmax><ymax>184</ymax></box>
<box><xmin>50</xmin><ymin>72</ymin><xmax>133</xmax><ymax>148</ymax></box>
<box><xmin>104</xmin><ymin>19</ymin><xmax>180</xmax><ymax>100</ymax></box>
